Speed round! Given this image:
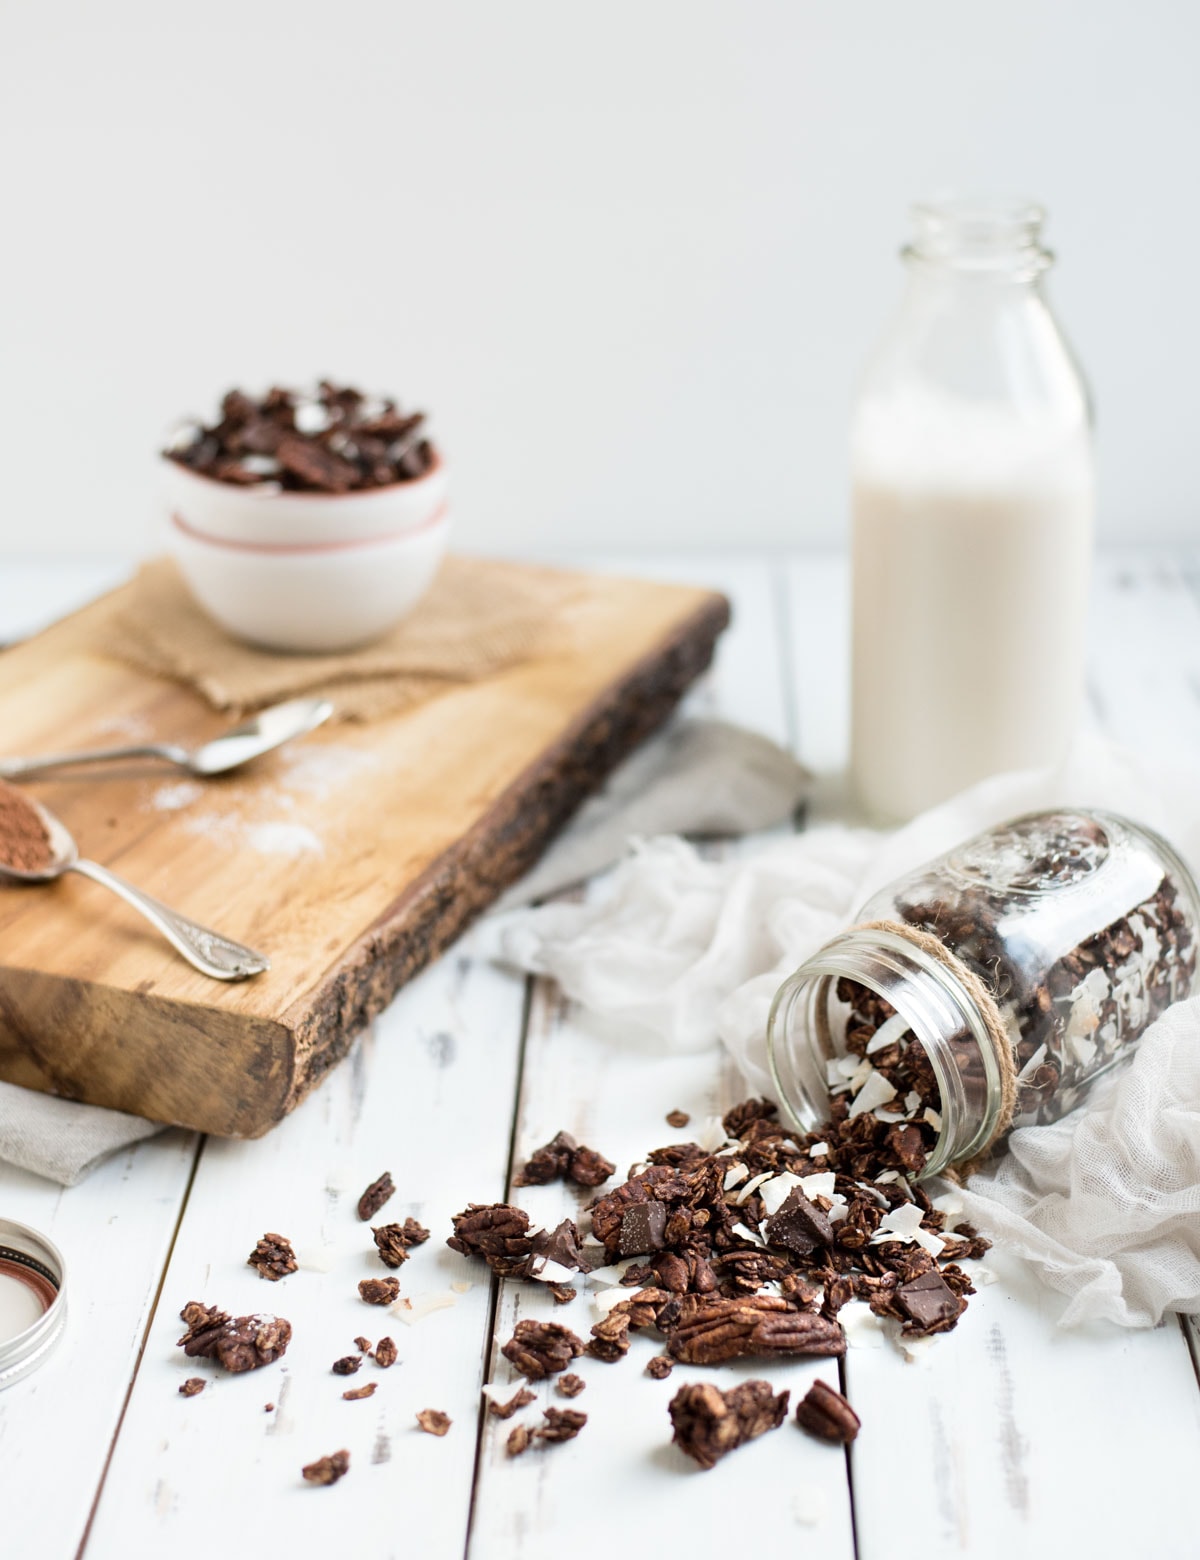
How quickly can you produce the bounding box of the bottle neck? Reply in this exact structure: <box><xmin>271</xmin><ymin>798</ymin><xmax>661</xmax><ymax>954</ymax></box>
<box><xmin>904</xmin><ymin>196</ymin><xmax>1053</xmax><ymax>285</ymax></box>
<box><xmin>767</xmin><ymin>928</ymin><xmax>1006</xmax><ymax>1178</ymax></box>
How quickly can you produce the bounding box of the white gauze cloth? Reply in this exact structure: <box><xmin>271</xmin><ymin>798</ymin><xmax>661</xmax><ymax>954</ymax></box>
<box><xmin>491</xmin><ymin>731</ymin><xmax>1200</xmax><ymax>1327</ymax></box>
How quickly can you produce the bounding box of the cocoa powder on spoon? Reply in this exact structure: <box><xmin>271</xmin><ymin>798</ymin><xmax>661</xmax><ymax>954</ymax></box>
<box><xmin>0</xmin><ymin>780</ymin><xmax>54</xmax><ymax>873</ymax></box>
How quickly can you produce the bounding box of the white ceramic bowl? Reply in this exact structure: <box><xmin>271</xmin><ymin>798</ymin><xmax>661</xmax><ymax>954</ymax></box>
<box><xmin>168</xmin><ymin>509</ymin><xmax>451</xmax><ymax>652</ymax></box>
<box><xmin>162</xmin><ymin>450</ymin><xmax>448</xmax><ymax>547</ymax></box>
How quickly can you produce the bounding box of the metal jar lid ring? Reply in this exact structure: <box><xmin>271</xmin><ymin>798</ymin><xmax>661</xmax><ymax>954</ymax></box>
<box><xmin>0</xmin><ymin>1218</ymin><xmax>67</xmax><ymax>1390</ymax></box>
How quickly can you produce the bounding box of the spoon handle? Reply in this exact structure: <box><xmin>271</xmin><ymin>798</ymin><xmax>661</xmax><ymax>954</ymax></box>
<box><xmin>68</xmin><ymin>859</ymin><xmax>270</xmax><ymax>981</ymax></box>
<box><xmin>0</xmin><ymin>743</ymin><xmax>190</xmax><ymax>779</ymax></box>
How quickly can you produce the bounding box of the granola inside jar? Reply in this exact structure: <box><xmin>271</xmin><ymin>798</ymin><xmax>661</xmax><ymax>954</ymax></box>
<box><xmin>767</xmin><ymin>811</ymin><xmax>1200</xmax><ymax>1177</ymax></box>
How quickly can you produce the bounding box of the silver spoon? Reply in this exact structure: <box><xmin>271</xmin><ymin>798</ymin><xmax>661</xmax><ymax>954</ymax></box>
<box><xmin>0</xmin><ymin>798</ymin><xmax>269</xmax><ymax>981</ymax></box>
<box><xmin>0</xmin><ymin>697</ymin><xmax>334</xmax><ymax>781</ymax></box>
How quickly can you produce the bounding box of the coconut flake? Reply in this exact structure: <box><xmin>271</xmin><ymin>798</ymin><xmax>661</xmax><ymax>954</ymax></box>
<box><xmin>723</xmin><ymin>1163</ymin><xmax>749</xmax><ymax>1191</ymax></box>
<box><xmin>865</xmin><ymin>1012</ymin><xmax>910</xmax><ymax>1055</ymax></box>
<box><xmin>730</xmin><ymin>1221</ymin><xmax>767</xmax><ymax>1247</ymax></box>
<box><xmin>393</xmin><ymin>1292</ymin><xmax>457</xmax><ymax>1324</ymax></box>
<box><xmin>912</xmin><ymin>1226</ymin><xmax>946</xmax><ymax>1258</ymax></box>
<box><xmin>808</xmin><ymin>1141</ymin><xmax>829</xmax><ymax>1157</ymax></box>
<box><xmin>528</xmin><ymin>1259</ymin><xmax>576</xmax><ymax>1286</ymax></box>
<box><xmin>1017</xmin><ymin>1043</ymin><xmax>1048</xmax><ymax>1081</ymax></box>
<box><xmin>834</xmin><ymin>1055</ymin><xmax>861</xmax><ymax>1080</ymax></box>
<box><xmin>593</xmin><ymin>1288</ymin><xmax>633</xmax><ymax>1319</ymax></box>
<box><xmin>799</xmin><ymin>1171</ymin><xmax>837</xmax><ymax>1201</ymax></box>
<box><xmin>923</xmin><ymin>1107</ymin><xmax>943</xmax><ymax>1132</ymax></box>
<box><xmin>974</xmin><ymin>1265</ymin><xmax>998</xmax><ymax>1286</ymax></box>
<box><xmin>870</xmin><ymin>1202</ymin><xmax>926</xmax><ymax>1245</ymax></box>
<box><xmin>838</xmin><ymin>1300</ymin><xmax>886</xmax><ymax>1348</ymax></box>
<box><xmin>735</xmin><ymin>1171</ymin><xmax>773</xmax><ymax>1206</ymax></box>
<box><xmin>694</xmin><ymin>1116</ymin><xmax>728</xmax><ymax>1153</ymax></box>
<box><xmin>874</xmin><ymin>1170</ymin><xmax>901</xmax><ymax>1184</ymax></box>
<box><xmin>904</xmin><ymin>1091</ymin><xmax>922</xmax><ymax>1114</ymax></box>
<box><xmin>848</xmin><ymin>1072</ymin><xmax>897</xmax><ymax>1119</ymax></box>
<box><xmin>932</xmin><ymin>1190</ymin><xmax>965</xmax><ymax>1220</ymax></box>
<box><xmin>873</xmin><ymin>1110</ymin><xmax>907</xmax><ymax>1124</ymax></box>
<box><xmin>293</xmin><ymin>400</ymin><xmax>332</xmax><ymax>434</ymax></box>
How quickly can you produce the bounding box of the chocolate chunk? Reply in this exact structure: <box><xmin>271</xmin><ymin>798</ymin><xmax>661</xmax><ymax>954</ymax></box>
<box><xmin>488</xmin><ymin>1386</ymin><xmax>536</xmax><ymax>1419</ymax></box>
<box><xmin>527</xmin><ymin>1218</ymin><xmax>590</xmax><ymax>1275</ymax></box>
<box><xmin>343</xmin><ymin>1383</ymin><xmax>377</xmax><ymax>1401</ymax></box>
<box><xmin>416</xmin><ymin>1409</ymin><xmax>451</xmax><ymax>1436</ymax></box>
<box><xmin>556</xmin><ymin>1372</ymin><xmax>586</xmax><ymax>1398</ymax></box>
<box><xmin>618</xmin><ymin>1200</ymin><xmax>667</xmax><ymax>1257</ymax></box>
<box><xmin>500</xmin><ymin>1319</ymin><xmax>584</xmax><ymax>1380</ymax></box>
<box><xmin>764</xmin><ymin>1189</ymin><xmax>834</xmax><ymax>1257</ymax></box>
<box><xmin>179</xmin><ymin>1377</ymin><xmax>205</xmax><ymax>1397</ymax></box>
<box><xmin>357</xmin><ymin>1173</ymin><xmax>395</xmax><ymax>1222</ymax></box>
<box><xmin>895</xmin><ymin>1270</ymin><xmax>965</xmax><ymax>1333</ymax></box>
<box><xmin>302</xmin><ymin>1450</ymin><xmax>350</xmax><ymax>1486</ymax></box>
<box><xmin>795</xmin><ymin>1379</ymin><xmax>860</xmax><ymax>1444</ymax></box>
<box><xmin>374</xmin><ymin>1336</ymin><xmax>398</xmax><ymax>1368</ymax></box>
<box><xmin>332</xmin><ymin>1355</ymin><xmax>361</xmax><ymax>1375</ymax></box>
<box><xmin>177</xmin><ymin>1302</ymin><xmax>291</xmax><ymax>1374</ymax></box>
<box><xmin>669</xmin><ymin>1380</ymin><xmax>789</xmax><ymax>1469</ymax></box>
<box><xmin>358</xmin><ymin>1277</ymin><xmax>400</xmax><ymax>1306</ymax></box>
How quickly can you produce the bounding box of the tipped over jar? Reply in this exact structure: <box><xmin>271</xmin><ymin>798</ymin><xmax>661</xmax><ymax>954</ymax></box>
<box><xmin>850</xmin><ymin>197</ymin><xmax>1095</xmax><ymax>822</ymax></box>
<box><xmin>767</xmin><ymin>811</ymin><xmax>1200</xmax><ymax>1178</ymax></box>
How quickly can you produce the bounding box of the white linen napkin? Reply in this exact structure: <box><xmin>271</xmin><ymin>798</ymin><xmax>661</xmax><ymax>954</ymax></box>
<box><xmin>493</xmin><ymin>730</ymin><xmax>1200</xmax><ymax>1327</ymax></box>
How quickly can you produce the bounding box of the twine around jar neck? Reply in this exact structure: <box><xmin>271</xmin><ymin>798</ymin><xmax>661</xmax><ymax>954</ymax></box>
<box><xmin>854</xmin><ymin>918</ymin><xmax>1019</xmax><ymax>1177</ymax></box>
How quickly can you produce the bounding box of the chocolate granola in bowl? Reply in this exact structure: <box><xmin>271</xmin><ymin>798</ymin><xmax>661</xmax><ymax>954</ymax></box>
<box><xmin>164</xmin><ymin>383</ymin><xmax>436</xmax><ymax>495</ymax></box>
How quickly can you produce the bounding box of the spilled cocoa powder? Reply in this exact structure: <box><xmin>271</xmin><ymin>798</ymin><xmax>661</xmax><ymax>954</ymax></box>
<box><xmin>0</xmin><ymin>780</ymin><xmax>53</xmax><ymax>873</ymax></box>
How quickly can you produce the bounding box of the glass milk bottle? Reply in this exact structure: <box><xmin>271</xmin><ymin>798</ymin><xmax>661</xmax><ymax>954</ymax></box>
<box><xmin>850</xmin><ymin>198</ymin><xmax>1094</xmax><ymax>822</ymax></box>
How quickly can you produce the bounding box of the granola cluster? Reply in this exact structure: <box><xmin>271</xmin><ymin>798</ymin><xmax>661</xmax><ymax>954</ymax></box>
<box><xmin>165</xmin><ymin>383</ymin><xmax>435</xmax><ymax>494</ymax></box>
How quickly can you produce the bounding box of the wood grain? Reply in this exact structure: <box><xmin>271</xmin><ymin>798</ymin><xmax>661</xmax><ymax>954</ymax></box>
<box><xmin>0</xmin><ymin>563</ymin><xmax>728</xmax><ymax>1136</ymax></box>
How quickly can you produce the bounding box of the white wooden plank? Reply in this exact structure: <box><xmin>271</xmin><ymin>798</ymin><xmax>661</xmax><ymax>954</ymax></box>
<box><xmin>784</xmin><ymin>552</ymin><xmax>850</xmax><ymax>822</ymax></box>
<box><xmin>0</xmin><ymin>1130</ymin><xmax>199</xmax><ymax>1557</ymax></box>
<box><xmin>582</xmin><ymin>552</ymin><xmax>794</xmax><ymax>748</ymax></box>
<box><xmin>468</xmin><ymin>997</ymin><xmax>857</xmax><ymax>1560</ymax></box>
<box><xmin>86</xmin><ymin>938</ymin><xmax>528</xmax><ymax>1560</ymax></box>
<box><xmin>786</xmin><ymin>547</ymin><xmax>1200</xmax><ymax>1558</ymax></box>
<box><xmin>847</xmin><ymin>1248</ymin><xmax>1200</xmax><ymax>1560</ymax></box>
<box><xmin>0</xmin><ymin>555</ymin><xmax>132</xmax><ymax>645</ymax></box>
<box><xmin>1087</xmin><ymin>551</ymin><xmax>1200</xmax><ymax>758</ymax></box>
<box><xmin>468</xmin><ymin>556</ymin><xmax>857</xmax><ymax>1559</ymax></box>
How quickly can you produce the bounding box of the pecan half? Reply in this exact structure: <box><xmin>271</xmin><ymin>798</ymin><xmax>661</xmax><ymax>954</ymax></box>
<box><xmin>795</xmin><ymin>1379</ymin><xmax>860</xmax><ymax>1444</ymax></box>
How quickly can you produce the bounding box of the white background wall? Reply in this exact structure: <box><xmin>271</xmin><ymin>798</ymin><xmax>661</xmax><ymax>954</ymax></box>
<box><xmin>2</xmin><ymin>1</ymin><xmax>1196</xmax><ymax>558</ymax></box>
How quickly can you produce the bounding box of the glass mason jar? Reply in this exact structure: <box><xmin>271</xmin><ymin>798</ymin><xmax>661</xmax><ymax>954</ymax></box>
<box><xmin>850</xmin><ymin>197</ymin><xmax>1095</xmax><ymax>823</ymax></box>
<box><xmin>767</xmin><ymin>810</ymin><xmax>1200</xmax><ymax>1178</ymax></box>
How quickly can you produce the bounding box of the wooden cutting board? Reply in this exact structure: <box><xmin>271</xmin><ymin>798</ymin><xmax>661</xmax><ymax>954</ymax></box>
<box><xmin>0</xmin><ymin>562</ymin><xmax>728</xmax><ymax>1137</ymax></box>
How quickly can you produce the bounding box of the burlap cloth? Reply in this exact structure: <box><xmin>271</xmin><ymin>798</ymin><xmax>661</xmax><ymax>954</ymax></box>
<box><xmin>94</xmin><ymin>554</ymin><xmax>583</xmax><ymax>720</ymax></box>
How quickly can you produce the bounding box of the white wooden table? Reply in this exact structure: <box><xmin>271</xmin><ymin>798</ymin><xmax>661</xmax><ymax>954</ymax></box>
<box><xmin>3</xmin><ymin>550</ymin><xmax>1199</xmax><ymax>1560</ymax></box>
